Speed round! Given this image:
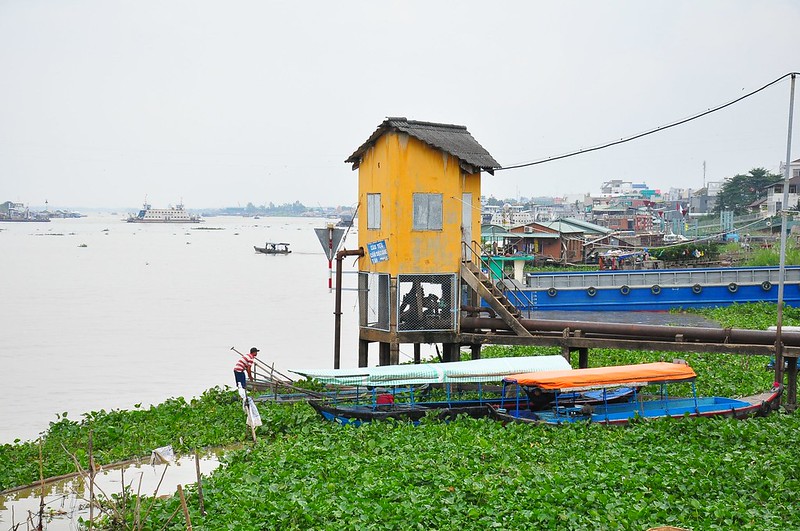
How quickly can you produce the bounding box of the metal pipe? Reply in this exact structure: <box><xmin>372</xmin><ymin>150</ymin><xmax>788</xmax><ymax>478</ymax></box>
<box><xmin>334</xmin><ymin>247</ymin><xmax>364</xmax><ymax>369</ymax></box>
<box><xmin>460</xmin><ymin>316</ymin><xmax>800</xmax><ymax>347</ymax></box>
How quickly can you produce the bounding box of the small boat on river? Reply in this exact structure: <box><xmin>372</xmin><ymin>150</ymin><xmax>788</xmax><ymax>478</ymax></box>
<box><xmin>292</xmin><ymin>355</ymin><xmax>579</xmax><ymax>425</ymax></box>
<box><xmin>254</xmin><ymin>242</ymin><xmax>291</xmax><ymax>254</ymax></box>
<box><xmin>490</xmin><ymin>361</ymin><xmax>782</xmax><ymax>426</ymax></box>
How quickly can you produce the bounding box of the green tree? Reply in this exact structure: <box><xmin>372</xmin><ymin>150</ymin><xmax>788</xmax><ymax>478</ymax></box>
<box><xmin>485</xmin><ymin>196</ymin><xmax>503</xmax><ymax>207</ymax></box>
<box><xmin>713</xmin><ymin>167</ymin><xmax>781</xmax><ymax>215</ymax></box>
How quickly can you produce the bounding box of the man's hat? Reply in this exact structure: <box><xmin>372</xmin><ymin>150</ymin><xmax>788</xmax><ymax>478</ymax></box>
<box><xmin>250</xmin><ymin>347</ymin><xmax>260</xmax><ymax>353</ymax></box>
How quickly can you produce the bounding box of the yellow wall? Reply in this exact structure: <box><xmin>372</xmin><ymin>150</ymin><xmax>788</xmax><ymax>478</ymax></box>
<box><xmin>357</xmin><ymin>132</ymin><xmax>482</xmax><ymax>275</ymax></box>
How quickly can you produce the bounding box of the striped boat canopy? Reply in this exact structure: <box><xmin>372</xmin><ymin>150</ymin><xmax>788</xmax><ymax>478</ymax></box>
<box><xmin>290</xmin><ymin>355</ymin><xmax>571</xmax><ymax>387</ymax></box>
<box><xmin>504</xmin><ymin>362</ymin><xmax>697</xmax><ymax>391</ymax></box>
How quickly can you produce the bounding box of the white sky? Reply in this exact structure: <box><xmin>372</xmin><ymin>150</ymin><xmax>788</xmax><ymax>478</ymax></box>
<box><xmin>1</xmin><ymin>1</ymin><xmax>799</xmax><ymax>209</ymax></box>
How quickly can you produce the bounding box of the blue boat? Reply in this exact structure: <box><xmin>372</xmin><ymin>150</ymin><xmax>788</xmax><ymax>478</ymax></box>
<box><xmin>490</xmin><ymin>361</ymin><xmax>782</xmax><ymax>426</ymax></box>
<box><xmin>501</xmin><ymin>265</ymin><xmax>800</xmax><ymax>311</ymax></box>
<box><xmin>292</xmin><ymin>355</ymin><xmax>584</xmax><ymax>426</ymax></box>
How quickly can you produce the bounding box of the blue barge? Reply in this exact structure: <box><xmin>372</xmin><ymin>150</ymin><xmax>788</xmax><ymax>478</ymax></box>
<box><xmin>501</xmin><ymin>265</ymin><xmax>800</xmax><ymax>311</ymax></box>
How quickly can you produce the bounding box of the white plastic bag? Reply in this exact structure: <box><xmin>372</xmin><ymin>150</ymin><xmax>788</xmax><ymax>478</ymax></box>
<box><xmin>150</xmin><ymin>444</ymin><xmax>175</xmax><ymax>465</ymax></box>
<box><xmin>245</xmin><ymin>396</ymin><xmax>262</xmax><ymax>428</ymax></box>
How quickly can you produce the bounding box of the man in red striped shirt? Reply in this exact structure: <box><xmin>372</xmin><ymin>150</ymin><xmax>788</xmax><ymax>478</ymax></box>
<box><xmin>234</xmin><ymin>347</ymin><xmax>259</xmax><ymax>390</ymax></box>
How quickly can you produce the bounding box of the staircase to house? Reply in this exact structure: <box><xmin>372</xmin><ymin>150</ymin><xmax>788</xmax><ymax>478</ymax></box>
<box><xmin>460</xmin><ymin>254</ymin><xmax>532</xmax><ymax>338</ymax></box>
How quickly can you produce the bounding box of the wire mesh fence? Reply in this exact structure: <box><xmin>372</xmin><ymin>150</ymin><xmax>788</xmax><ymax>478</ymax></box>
<box><xmin>397</xmin><ymin>273</ymin><xmax>457</xmax><ymax>332</ymax></box>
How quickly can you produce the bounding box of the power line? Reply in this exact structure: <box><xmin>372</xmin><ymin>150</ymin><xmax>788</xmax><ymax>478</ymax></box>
<box><xmin>497</xmin><ymin>72</ymin><xmax>800</xmax><ymax>172</ymax></box>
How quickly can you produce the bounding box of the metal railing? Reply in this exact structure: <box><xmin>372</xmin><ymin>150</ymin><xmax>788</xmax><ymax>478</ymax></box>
<box><xmin>462</xmin><ymin>240</ymin><xmax>535</xmax><ymax>316</ymax></box>
<box><xmin>526</xmin><ymin>265</ymin><xmax>800</xmax><ymax>289</ymax></box>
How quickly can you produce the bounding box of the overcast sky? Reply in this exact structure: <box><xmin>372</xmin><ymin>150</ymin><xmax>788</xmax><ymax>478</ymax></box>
<box><xmin>1</xmin><ymin>1</ymin><xmax>799</xmax><ymax>210</ymax></box>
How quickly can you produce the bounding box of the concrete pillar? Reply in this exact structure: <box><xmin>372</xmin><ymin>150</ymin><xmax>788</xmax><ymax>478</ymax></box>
<box><xmin>443</xmin><ymin>343</ymin><xmax>459</xmax><ymax>362</ymax></box>
<box><xmin>379</xmin><ymin>342</ymin><xmax>390</xmax><ymax>366</ymax></box>
<box><xmin>470</xmin><ymin>344</ymin><xmax>481</xmax><ymax>360</ymax></box>
<box><xmin>578</xmin><ymin>348</ymin><xmax>589</xmax><ymax>369</ymax></box>
<box><xmin>358</xmin><ymin>339</ymin><xmax>369</xmax><ymax>368</ymax></box>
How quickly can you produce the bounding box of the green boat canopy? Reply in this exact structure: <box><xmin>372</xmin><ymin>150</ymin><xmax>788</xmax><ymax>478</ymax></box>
<box><xmin>290</xmin><ymin>355</ymin><xmax>571</xmax><ymax>387</ymax></box>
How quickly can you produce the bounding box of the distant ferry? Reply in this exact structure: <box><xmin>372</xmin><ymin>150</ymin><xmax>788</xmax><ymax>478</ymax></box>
<box><xmin>126</xmin><ymin>202</ymin><xmax>202</xmax><ymax>223</ymax></box>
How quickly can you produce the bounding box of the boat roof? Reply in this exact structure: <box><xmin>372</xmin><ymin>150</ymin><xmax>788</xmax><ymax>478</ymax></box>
<box><xmin>290</xmin><ymin>355</ymin><xmax>571</xmax><ymax>387</ymax></box>
<box><xmin>504</xmin><ymin>362</ymin><xmax>696</xmax><ymax>391</ymax></box>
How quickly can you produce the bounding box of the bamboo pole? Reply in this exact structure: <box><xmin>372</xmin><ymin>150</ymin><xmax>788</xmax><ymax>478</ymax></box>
<box><xmin>177</xmin><ymin>484</ymin><xmax>193</xmax><ymax>530</ymax></box>
<box><xmin>194</xmin><ymin>449</ymin><xmax>206</xmax><ymax>516</ymax></box>
<box><xmin>37</xmin><ymin>438</ymin><xmax>44</xmax><ymax>531</ymax></box>
<box><xmin>230</xmin><ymin>347</ymin><xmax>325</xmax><ymax>398</ymax></box>
<box><xmin>121</xmin><ymin>466</ymin><xmax>126</xmax><ymax>519</ymax></box>
<box><xmin>89</xmin><ymin>430</ymin><xmax>95</xmax><ymax>530</ymax></box>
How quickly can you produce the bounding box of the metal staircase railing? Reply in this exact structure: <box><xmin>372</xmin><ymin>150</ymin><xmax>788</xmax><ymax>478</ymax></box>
<box><xmin>462</xmin><ymin>240</ymin><xmax>535</xmax><ymax>315</ymax></box>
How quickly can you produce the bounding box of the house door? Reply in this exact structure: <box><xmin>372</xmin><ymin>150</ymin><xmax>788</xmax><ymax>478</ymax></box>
<box><xmin>461</xmin><ymin>192</ymin><xmax>472</xmax><ymax>261</ymax></box>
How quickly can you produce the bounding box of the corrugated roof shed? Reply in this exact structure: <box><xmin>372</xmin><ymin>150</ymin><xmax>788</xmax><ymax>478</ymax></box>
<box><xmin>346</xmin><ymin>117</ymin><xmax>501</xmax><ymax>175</ymax></box>
<box><xmin>558</xmin><ymin>217</ymin><xmax>614</xmax><ymax>235</ymax></box>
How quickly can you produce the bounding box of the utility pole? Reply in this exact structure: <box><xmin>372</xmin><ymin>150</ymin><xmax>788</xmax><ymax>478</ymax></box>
<box><xmin>776</xmin><ymin>73</ymin><xmax>796</xmax><ymax>398</ymax></box>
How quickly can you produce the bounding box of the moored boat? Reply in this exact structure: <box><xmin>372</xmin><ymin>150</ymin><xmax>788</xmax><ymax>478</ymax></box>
<box><xmin>292</xmin><ymin>355</ymin><xmax>575</xmax><ymax>425</ymax></box>
<box><xmin>502</xmin><ymin>265</ymin><xmax>800</xmax><ymax>311</ymax></box>
<box><xmin>254</xmin><ymin>242</ymin><xmax>291</xmax><ymax>254</ymax></box>
<box><xmin>490</xmin><ymin>361</ymin><xmax>782</xmax><ymax>425</ymax></box>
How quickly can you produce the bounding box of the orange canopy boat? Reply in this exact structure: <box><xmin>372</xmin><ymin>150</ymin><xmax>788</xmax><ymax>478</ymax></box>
<box><xmin>494</xmin><ymin>361</ymin><xmax>781</xmax><ymax>425</ymax></box>
<box><xmin>504</xmin><ymin>362</ymin><xmax>697</xmax><ymax>391</ymax></box>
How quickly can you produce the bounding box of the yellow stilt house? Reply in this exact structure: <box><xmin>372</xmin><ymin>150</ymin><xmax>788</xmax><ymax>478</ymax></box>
<box><xmin>345</xmin><ymin>117</ymin><xmax>504</xmax><ymax>366</ymax></box>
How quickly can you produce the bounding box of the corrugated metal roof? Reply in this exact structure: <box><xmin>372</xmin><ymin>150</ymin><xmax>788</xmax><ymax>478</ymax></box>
<box><xmin>508</xmin><ymin>232</ymin><xmax>560</xmax><ymax>239</ymax></box>
<box><xmin>481</xmin><ymin>224</ymin><xmax>514</xmax><ymax>237</ymax></box>
<box><xmin>538</xmin><ymin>221</ymin><xmax>584</xmax><ymax>234</ymax></box>
<box><xmin>346</xmin><ymin>117</ymin><xmax>500</xmax><ymax>175</ymax></box>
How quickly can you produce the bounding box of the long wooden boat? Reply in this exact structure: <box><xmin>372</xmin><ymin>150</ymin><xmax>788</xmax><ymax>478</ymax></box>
<box><xmin>291</xmin><ymin>355</ymin><xmax>576</xmax><ymax>426</ymax></box>
<box><xmin>490</xmin><ymin>361</ymin><xmax>782</xmax><ymax>426</ymax></box>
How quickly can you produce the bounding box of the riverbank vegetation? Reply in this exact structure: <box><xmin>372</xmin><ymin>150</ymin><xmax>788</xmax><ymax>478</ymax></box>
<box><xmin>0</xmin><ymin>387</ymin><xmax>248</xmax><ymax>493</ymax></box>
<box><xmin>2</xmin><ymin>304</ymin><xmax>800</xmax><ymax>529</ymax></box>
<box><xmin>742</xmin><ymin>239</ymin><xmax>800</xmax><ymax>267</ymax></box>
<box><xmin>690</xmin><ymin>301</ymin><xmax>800</xmax><ymax>330</ymax></box>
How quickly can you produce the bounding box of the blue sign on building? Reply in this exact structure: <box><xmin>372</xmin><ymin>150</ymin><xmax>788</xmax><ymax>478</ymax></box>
<box><xmin>367</xmin><ymin>240</ymin><xmax>389</xmax><ymax>263</ymax></box>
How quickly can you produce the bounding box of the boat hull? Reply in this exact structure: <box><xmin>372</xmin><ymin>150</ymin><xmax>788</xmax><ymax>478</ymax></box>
<box><xmin>308</xmin><ymin>399</ymin><xmax>491</xmax><ymax>426</ymax></box>
<box><xmin>505</xmin><ymin>266</ymin><xmax>800</xmax><ymax>311</ymax></box>
<box><xmin>127</xmin><ymin>219</ymin><xmax>201</xmax><ymax>223</ymax></box>
<box><xmin>489</xmin><ymin>385</ymin><xmax>782</xmax><ymax>426</ymax></box>
<box><xmin>308</xmin><ymin>388</ymin><xmax>635</xmax><ymax>426</ymax></box>
<box><xmin>254</xmin><ymin>246</ymin><xmax>291</xmax><ymax>254</ymax></box>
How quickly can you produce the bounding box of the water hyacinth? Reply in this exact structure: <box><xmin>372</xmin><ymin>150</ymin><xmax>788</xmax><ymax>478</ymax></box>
<box><xmin>2</xmin><ymin>303</ymin><xmax>800</xmax><ymax>529</ymax></box>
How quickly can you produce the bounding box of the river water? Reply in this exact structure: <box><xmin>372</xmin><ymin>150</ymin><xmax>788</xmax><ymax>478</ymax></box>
<box><xmin>0</xmin><ymin>214</ymin><xmax>363</xmax><ymax>445</ymax></box>
<box><xmin>0</xmin><ymin>214</ymin><xmax>721</xmax><ymax>445</ymax></box>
